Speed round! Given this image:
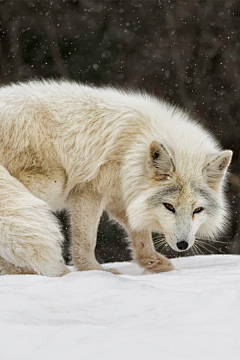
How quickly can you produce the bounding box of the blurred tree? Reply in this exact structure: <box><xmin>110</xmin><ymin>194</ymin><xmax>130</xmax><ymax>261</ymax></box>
<box><xmin>0</xmin><ymin>0</ymin><xmax>239</xmax><ymax>261</ymax></box>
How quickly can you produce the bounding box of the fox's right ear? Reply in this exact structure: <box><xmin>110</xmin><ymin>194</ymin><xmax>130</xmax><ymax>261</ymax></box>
<box><xmin>147</xmin><ymin>141</ymin><xmax>175</xmax><ymax>180</ymax></box>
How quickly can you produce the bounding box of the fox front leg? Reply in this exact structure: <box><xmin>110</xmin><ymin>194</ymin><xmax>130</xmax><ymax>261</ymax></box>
<box><xmin>108</xmin><ymin>208</ymin><xmax>174</xmax><ymax>274</ymax></box>
<box><xmin>67</xmin><ymin>184</ymin><xmax>120</xmax><ymax>274</ymax></box>
<box><xmin>129</xmin><ymin>230</ymin><xmax>175</xmax><ymax>274</ymax></box>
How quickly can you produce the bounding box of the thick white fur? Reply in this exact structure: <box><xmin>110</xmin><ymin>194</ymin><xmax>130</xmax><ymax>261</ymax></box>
<box><xmin>0</xmin><ymin>80</ymin><xmax>232</xmax><ymax>275</ymax></box>
<box><xmin>0</xmin><ymin>165</ymin><xmax>68</xmax><ymax>276</ymax></box>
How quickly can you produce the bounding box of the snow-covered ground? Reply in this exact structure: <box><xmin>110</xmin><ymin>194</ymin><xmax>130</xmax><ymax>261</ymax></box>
<box><xmin>1</xmin><ymin>255</ymin><xmax>240</xmax><ymax>360</ymax></box>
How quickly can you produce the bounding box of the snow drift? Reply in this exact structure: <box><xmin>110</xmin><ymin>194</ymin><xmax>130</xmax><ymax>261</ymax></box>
<box><xmin>0</xmin><ymin>255</ymin><xmax>240</xmax><ymax>360</ymax></box>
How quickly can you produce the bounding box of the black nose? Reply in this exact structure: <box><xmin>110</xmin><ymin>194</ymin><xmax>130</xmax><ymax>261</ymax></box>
<box><xmin>177</xmin><ymin>241</ymin><xmax>188</xmax><ymax>251</ymax></box>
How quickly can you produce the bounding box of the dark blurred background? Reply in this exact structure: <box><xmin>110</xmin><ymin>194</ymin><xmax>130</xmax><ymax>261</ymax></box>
<box><xmin>1</xmin><ymin>0</ymin><xmax>240</xmax><ymax>262</ymax></box>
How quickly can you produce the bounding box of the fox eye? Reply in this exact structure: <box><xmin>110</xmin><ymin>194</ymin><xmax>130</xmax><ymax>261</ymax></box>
<box><xmin>163</xmin><ymin>203</ymin><xmax>175</xmax><ymax>213</ymax></box>
<box><xmin>193</xmin><ymin>207</ymin><xmax>204</xmax><ymax>214</ymax></box>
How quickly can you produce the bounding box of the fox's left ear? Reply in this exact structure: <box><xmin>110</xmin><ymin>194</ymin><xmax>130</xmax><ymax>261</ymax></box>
<box><xmin>147</xmin><ymin>141</ymin><xmax>175</xmax><ymax>180</ymax></box>
<box><xmin>203</xmin><ymin>150</ymin><xmax>233</xmax><ymax>188</ymax></box>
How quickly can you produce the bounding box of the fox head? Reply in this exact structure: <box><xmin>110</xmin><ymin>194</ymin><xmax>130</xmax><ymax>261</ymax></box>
<box><xmin>126</xmin><ymin>140</ymin><xmax>232</xmax><ymax>253</ymax></box>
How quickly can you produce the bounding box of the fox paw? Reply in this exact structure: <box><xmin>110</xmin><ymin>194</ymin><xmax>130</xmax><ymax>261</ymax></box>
<box><xmin>135</xmin><ymin>252</ymin><xmax>174</xmax><ymax>274</ymax></box>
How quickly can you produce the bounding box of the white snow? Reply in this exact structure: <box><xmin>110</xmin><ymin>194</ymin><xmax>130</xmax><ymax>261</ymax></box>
<box><xmin>1</xmin><ymin>255</ymin><xmax>240</xmax><ymax>360</ymax></box>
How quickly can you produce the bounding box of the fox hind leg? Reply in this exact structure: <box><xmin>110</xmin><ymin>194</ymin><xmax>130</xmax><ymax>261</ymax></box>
<box><xmin>0</xmin><ymin>256</ymin><xmax>36</xmax><ymax>275</ymax></box>
<box><xmin>0</xmin><ymin>164</ymin><xmax>69</xmax><ymax>277</ymax></box>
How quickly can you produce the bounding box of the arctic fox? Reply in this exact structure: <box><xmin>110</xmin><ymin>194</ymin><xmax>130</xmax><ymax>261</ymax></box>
<box><xmin>0</xmin><ymin>80</ymin><xmax>232</xmax><ymax>275</ymax></box>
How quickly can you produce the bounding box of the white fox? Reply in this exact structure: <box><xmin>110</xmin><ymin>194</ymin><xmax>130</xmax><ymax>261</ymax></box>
<box><xmin>0</xmin><ymin>80</ymin><xmax>232</xmax><ymax>275</ymax></box>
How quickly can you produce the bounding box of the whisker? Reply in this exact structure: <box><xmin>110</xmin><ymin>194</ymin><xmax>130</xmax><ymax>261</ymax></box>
<box><xmin>155</xmin><ymin>242</ymin><xmax>164</xmax><ymax>251</ymax></box>
<box><xmin>191</xmin><ymin>245</ymin><xmax>196</xmax><ymax>256</ymax></box>
<box><xmin>194</xmin><ymin>243</ymin><xmax>204</xmax><ymax>255</ymax></box>
<box><xmin>190</xmin><ymin>246</ymin><xmax>195</xmax><ymax>256</ymax></box>
<box><xmin>154</xmin><ymin>239</ymin><xmax>166</xmax><ymax>250</ymax></box>
<box><xmin>196</xmin><ymin>239</ymin><xmax>226</xmax><ymax>254</ymax></box>
<box><xmin>193</xmin><ymin>244</ymin><xmax>201</xmax><ymax>256</ymax></box>
<box><xmin>152</xmin><ymin>234</ymin><xmax>165</xmax><ymax>240</ymax></box>
<box><xmin>154</xmin><ymin>239</ymin><xmax>168</xmax><ymax>252</ymax></box>
<box><xmin>196</xmin><ymin>239</ymin><xmax>223</xmax><ymax>252</ymax></box>
<box><xmin>154</xmin><ymin>238</ymin><xmax>166</xmax><ymax>244</ymax></box>
<box><xmin>195</xmin><ymin>237</ymin><xmax>228</xmax><ymax>245</ymax></box>
<box><xmin>195</xmin><ymin>241</ymin><xmax>213</xmax><ymax>254</ymax></box>
<box><xmin>162</xmin><ymin>243</ymin><xmax>169</xmax><ymax>254</ymax></box>
<box><xmin>195</xmin><ymin>240</ymin><xmax>212</xmax><ymax>253</ymax></box>
<box><xmin>192</xmin><ymin>244</ymin><xmax>198</xmax><ymax>256</ymax></box>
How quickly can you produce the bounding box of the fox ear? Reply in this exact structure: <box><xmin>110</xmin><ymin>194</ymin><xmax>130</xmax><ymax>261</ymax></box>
<box><xmin>203</xmin><ymin>150</ymin><xmax>233</xmax><ymax>188</ymax></box>
<box><xmin>147</xmin><ymin>141</ymin><xmax>175</xmax><ymax>180</ymax></box>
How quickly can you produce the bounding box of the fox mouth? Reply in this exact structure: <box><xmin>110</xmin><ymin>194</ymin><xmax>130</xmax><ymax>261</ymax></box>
<box><xmin>153</xmin><ymin>233</ymin><xmax>223</xmax><ymax>255</ymax></box>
